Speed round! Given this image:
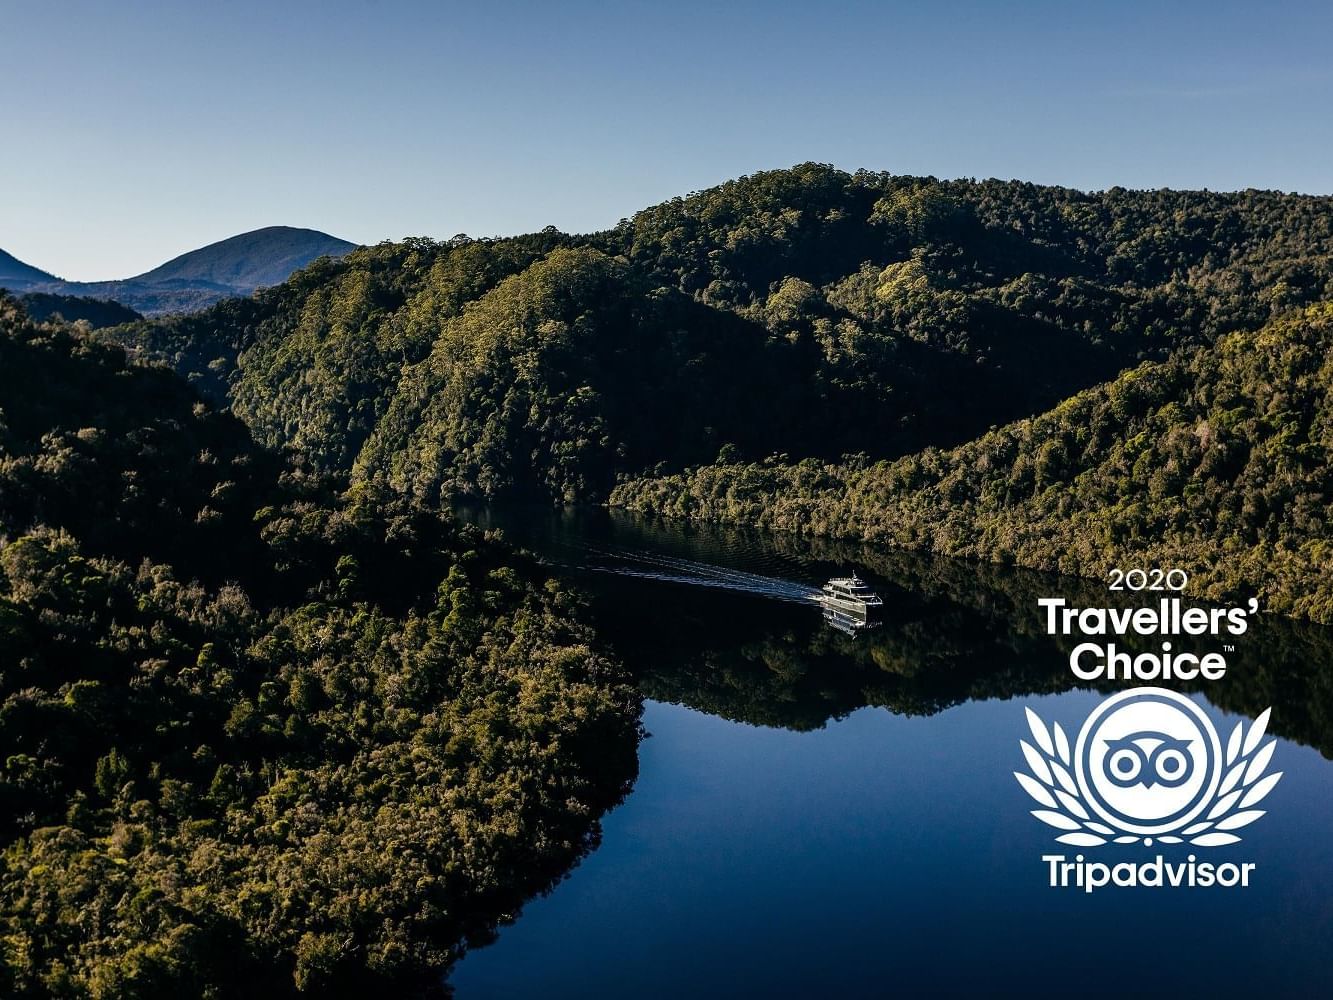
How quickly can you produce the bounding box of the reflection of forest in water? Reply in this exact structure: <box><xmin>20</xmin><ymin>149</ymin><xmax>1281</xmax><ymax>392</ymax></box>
<box><xmin>466</xmin><ymin>506</ymin><xmax>1333</xmax><ymax>758</ymax></box>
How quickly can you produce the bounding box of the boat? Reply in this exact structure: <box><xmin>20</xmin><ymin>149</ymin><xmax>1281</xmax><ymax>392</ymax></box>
<box><xmin>818</xmin><ymin>573</ymin><xmax>883</xmax><ymax>630</ymax></box>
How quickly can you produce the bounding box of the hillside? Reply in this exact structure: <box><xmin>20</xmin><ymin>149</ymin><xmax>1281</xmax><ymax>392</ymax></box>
<box><xmin>611</xmin><ymin>304</ymin><xmax>1333</xmax><ymax>623</ymax></box>
<box><xmin>0</xmin><ymin>294</ymin><xmax>639</xmax><ymax>995</ymax></box>
<box><xmin>354</xmin><ymin>246</ymin><xmax>831</xmax><ymax>500</ymax></box>
<box><xmin>111</xmin><ymin>164</ymin><xmax>1333</xmax><ymax>508</ymax></box>
<box><xmin>12</xmin><ymin>227</ymin><xmax>356</xmax><ymax>316</ymax></box>
<box><xmin>0</xmin><ymin>248</ymin><xmax>57</xmax><ymax>292</ymax></box>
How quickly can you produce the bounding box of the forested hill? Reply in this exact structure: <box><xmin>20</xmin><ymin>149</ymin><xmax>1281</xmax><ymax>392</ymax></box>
<box><xmin>612</xmin><ymin>304</ymin><xmax>1333</xmax><ymax>623</ymax></box>
<box><xmin>0</xmin><ymin>295</ymin><xmax>640</xmax><ymax>995</ymax></box>
<box><xmin>108</xmin><ymin>164</ymin><xmax>1333</xmax><ymax>504</ymax></box>
<box><xmin>16</xmin><ymin>292</ymin><xmax>142</xmax><ymax>328</ymax></box>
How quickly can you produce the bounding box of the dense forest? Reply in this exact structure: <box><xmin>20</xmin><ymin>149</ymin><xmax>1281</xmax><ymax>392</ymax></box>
<box><xmin>0</xmin><ymin>295</ymin><xmax>641</xmax><ymax>996</ymax></box>
<box><xmin>612</xmin><ymin>304</ymin><xmax>1333</xmax><ymax>622</ymax></box>
<box><xmin>109</xmin><ymin>164</ymin><xmax>1333</xmax><ymax>500</ymax></box>
<box><xmin>104</xmin><ymin>164</ymin><xmax>1333</xmax><ymax>619</ymax></box>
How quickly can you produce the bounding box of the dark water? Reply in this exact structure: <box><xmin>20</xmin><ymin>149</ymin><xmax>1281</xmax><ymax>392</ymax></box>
<box><xmin>448</xmin><ymin>505</ymin><xmax>1333</xmax><ymax>998</ymax></box>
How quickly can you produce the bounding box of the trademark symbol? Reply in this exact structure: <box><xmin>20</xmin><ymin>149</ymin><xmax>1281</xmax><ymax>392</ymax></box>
<box><xmin>1224</xmin><ymin>645</ymin><xmax>1235</xmax><ymax>652</ymax></box>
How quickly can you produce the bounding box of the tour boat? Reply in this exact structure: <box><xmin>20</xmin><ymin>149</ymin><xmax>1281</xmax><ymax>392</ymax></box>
<box><xmin>818</xmin><ymin>573</ymin><xmax>883</xmax><ymax>626</ymax></box>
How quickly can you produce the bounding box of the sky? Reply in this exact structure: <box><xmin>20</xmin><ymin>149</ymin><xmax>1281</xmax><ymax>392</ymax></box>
<box><xmin>3</xmin><ymin>0</ymin><xmax>1332</xmax><ymax>281</ymax></box>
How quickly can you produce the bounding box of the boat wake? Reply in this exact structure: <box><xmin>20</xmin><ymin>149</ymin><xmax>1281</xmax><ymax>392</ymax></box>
<box><xmin>583</xmin><ymin>546</ymin><xmax>822</xmax><ymax>605</ymax></box>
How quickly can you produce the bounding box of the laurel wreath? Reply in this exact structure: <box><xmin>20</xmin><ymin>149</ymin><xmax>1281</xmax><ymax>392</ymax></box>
<box><xmin>1014</xmin><ymin>706</ymin><xmax>1282</xmax><ymax>847</ymax></box>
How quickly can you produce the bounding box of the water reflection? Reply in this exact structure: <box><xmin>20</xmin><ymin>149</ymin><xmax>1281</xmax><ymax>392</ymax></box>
<box><xmin>820</xmin><ymin>605</ymin><xmax>879</xmax><ymax>635</ymax></box>
<box><xmin>456</xmin><ymin>503</ymin><xmax>1333</xmax><ymax>756</ymax></box>
<box><xmin>448</xmin><ymin>504</ymin><xmax>1333</xmax><ymax>997</ymax></box>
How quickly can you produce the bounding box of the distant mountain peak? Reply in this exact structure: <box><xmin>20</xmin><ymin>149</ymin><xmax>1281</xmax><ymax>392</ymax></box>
<box><xmin>130</xmin><ymin>226</ymin><xmax>357</xmax><ymax>292</ymax></box>
<box><xmin>0</xmin><ymin>226</ymin><xmax>357</xmax><ymax>316</ymax></box>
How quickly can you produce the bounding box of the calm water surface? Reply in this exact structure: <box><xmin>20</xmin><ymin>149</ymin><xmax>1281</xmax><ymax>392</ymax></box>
<box><xmin>448</xmin><ymin>506</ymin><xmax>1333</xmax><ymax>998</ymax></box>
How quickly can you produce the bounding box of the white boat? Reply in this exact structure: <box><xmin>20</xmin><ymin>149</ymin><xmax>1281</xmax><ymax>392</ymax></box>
<box><xmin>818</xmin><ymin>573</ymin><xmax>883</xmax><ymax>623</ymax></box>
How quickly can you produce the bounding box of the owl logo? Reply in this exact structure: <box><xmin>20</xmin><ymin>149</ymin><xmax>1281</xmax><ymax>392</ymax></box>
<box><xmin>1016</xmin><ymin>686</ymin><xmax>1284</xmax><ymax>846</ymax></box>
<box><xmin>1101</xmin><ymin>732</ymin><xmax>1194</xmax><ymax>789</ymax></box>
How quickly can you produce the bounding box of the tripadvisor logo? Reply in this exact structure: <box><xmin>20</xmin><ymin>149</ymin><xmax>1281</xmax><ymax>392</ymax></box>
<box><xmin>1015</xmin><ymin>571</ymin><xmax>1281</xmax><ymax>892</ymax></box>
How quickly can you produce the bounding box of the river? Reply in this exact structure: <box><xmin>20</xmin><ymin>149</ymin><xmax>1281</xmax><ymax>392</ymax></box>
<box><xmin>447</xmin><ymin>505</ymin><xmax>1333</xmax><ymax>997</ymax></box>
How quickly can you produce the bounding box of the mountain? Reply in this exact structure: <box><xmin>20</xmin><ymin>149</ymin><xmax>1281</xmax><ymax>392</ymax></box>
<box><xmin>113</xmin><ymin>164</ymin><xmax>1333</xmax><ymax>494</ymax></box>
<box><xmin>105</xmin><ymin>164</ymin><xmax>1333</xmax><ymax>617</ymax></box>
<box><xmin>129</xmin><ymin>225</ymin><xmax>357</xmax><ymax>290</ymax></box>
<box><xmin>0</xmin><ymin>248</ymin><xmax>58</xmax><ymax>292</ymax></box>
<box><xmin>3</xmin><ymin>227</ymin><xmax>356</xmax><ymax>316</ymax></box>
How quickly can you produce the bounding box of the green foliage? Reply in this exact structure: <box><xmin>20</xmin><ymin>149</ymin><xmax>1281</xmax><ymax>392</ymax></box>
<box><xmin>612</xmin><ymin>304</ymin><xmax>1333</xmax><ymax>622</ymax></box>
<box><xmin>0</xmin><ymin>298</ymin><xmax>641</xmax><ymax>996</ymax></box>
<box><xmin>109</xmin><ymin>236</ymin><xmax>569</xmax><ymax>460</ymax></box>
<box><xmin>0</xmin><ymin>295</ymin><xmax>280</xmax><ymax>582</ymax></box>
<box><xmin>356</xmin><ymin>246</ymin><xmax>817</xmax><ymax>501</ymax></box>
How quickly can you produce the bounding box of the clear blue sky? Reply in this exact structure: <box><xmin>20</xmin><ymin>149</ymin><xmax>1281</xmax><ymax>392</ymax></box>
<box><xmin>4</xmin><ymin>0</ymin><xmax>1331</xmax><ymax>280</ymax></box>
